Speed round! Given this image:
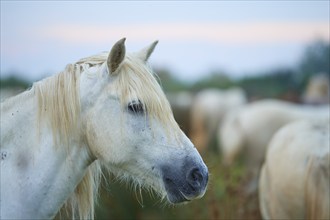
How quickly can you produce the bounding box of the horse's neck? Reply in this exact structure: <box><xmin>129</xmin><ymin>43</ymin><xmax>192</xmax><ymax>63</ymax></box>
<box><xmin>0</xmin><ymin>90</ymin><xmax>92</xmax><ymax>219</ymax></box>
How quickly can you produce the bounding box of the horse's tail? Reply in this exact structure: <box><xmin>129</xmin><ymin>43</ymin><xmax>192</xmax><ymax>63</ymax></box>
<box><xmin>218</xmin><ymin>110</ymin><xmax>245</xmax><ymax>166</ymax></box>
<box><xmin>305</xmin><ymin>153</ymin><xmax>330</xmax><ymax>220</ymax></box>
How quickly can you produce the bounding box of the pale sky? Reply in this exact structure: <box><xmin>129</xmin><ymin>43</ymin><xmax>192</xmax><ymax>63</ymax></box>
<box><xmin>1</xmin><ymin>1</ymin><xmax>329</xmax><ymax>82</ymax></box>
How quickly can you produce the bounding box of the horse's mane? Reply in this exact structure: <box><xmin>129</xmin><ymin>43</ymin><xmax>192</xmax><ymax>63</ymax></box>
<box><xmin>33</xmin><ymin>52</ymin><xmax>181</xmax><ymax>219</ymax></box>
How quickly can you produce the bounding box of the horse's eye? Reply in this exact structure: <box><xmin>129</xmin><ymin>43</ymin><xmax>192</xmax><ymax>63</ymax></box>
<box><xmin>128</xmin><ymin>101</ymin><xmax>144</xmax><ymax>114</ymax></box>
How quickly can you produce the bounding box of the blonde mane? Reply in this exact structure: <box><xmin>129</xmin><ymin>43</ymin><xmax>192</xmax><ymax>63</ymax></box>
<box><xmin>34</xmin><ymin>52</ymin><xmax>181</xmax><ymax>219</ymax></box>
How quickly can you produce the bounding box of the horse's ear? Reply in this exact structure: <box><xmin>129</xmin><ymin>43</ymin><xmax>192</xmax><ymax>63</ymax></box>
<box><xmin>137</xmin><ymin>40</ymin><xmax>158</xmax><ymax>62</ymax></box>
<box><xmin>107</xmin><ymin>38</ymin><xmax>126</xmax><ymax>74</ymax></box>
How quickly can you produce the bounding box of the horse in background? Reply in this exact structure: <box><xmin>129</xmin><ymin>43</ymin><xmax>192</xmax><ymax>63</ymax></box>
<box><xmin>218</xmin><ymin>99</ymin><xmax>329</xmax><ymax>192</ymax></box>
<box><xmin>166</xmin><ymin>91</ymin><xmax>194</xmax><ymax>136</ymax></box>
<box><xmin>302</xmin><ymin>72</ymin><xmax>329</xmax><ymax>105</ymax></box>
<box><xmin>259</xmin><ymin>119</ymin><xmax>329</xmax><ymax>219</ymax></box>
<box><xmin>190</xmin><ymin>88</ymin><xmax>246</xmax><ymax>153</ymax></box>
<box><xmin>0</xmin><ymin>39</ymin><xmax>208</xmax><ymax>219</ymax></box>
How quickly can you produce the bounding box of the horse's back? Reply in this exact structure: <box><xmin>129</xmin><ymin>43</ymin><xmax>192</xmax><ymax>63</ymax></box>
<box><xmin>220</xmin><ymin>99</ymin><xmax>329</xmax><ymax>167</ymax></box>
<box><xmin>259</xmin><ymin>119</ymin><xmax>329</xmax><ymax>219</ymax></box>
<box><xmin>219</xmin><ymin>99</ymin><xmax>295</xmax><ymax>167</ymax></box>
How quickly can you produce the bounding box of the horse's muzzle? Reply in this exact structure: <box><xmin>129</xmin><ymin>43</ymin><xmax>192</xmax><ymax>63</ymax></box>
<box><xmin>162</xmin><ymin>159</ymin><xmax>208</xmax><ymax>204</ymax></box>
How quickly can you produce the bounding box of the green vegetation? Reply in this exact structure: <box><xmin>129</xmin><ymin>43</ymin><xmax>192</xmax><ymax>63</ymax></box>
<box><xmin>0</xmin><ymin>76</ymin><xmax>31</xmax><ymax>89</ymax></box>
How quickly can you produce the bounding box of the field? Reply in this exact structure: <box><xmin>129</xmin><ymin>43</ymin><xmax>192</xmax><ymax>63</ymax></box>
<box><xmin>95</xmin><ymin>151</ymin><xmax>261</xmax><ymax>220</ymax></box>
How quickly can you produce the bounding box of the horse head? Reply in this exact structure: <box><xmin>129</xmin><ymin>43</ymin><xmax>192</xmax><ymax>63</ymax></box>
<box><xmin>79</xmin><ymin>38</ymin><xmax>208</xmax><ymax>204</ymax></box>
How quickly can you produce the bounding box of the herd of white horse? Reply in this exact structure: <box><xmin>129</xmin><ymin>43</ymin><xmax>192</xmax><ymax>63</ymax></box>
<box><xmin>1</xmin><ymin>38</ymin><xmax>329</xmax><ymax>220</ymax></box>
<box><xmin>189</xmin><ymin>74</ymin><xmax>329</xmax><ymax>219</ymax></box>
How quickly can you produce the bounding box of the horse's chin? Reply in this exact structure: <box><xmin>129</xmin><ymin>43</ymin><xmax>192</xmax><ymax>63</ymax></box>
<box><xmin>166</xmin><ymin>191</ymin><xmax>190</xmax><ymax>204</ymax></box>
<box><xmin>166</xmin><ymin>188</ymin><xmax>206</xmax><ymax>204</ymax></box>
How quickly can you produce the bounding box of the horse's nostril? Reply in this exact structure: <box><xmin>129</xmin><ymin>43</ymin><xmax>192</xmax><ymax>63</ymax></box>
<box><xmin>187</xmin><ymin>167</ymin><xmax>204</xmax><ymax>189</ymax></box>
<box><xmin>165</xmin><ymin>177</ymin><xmax>173</xmax><ymax>184</ymax></box>
<box><xmin>192</xmin><ymin>168</ymin><xmax>203</xmax><ymax>181</ymax></box>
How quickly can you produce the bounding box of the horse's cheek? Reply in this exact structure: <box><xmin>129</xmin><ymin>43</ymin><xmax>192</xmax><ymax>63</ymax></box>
<box><xmin>85</xmin><ymin>119</ymin><xmax>108</xmax><ymax>161</ymax></box>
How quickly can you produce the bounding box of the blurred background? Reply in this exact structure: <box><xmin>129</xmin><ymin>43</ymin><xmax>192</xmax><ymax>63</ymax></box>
<box><xmin>1</xmin><ymin>1</ymin><xmax>329</xmax><ymax>220</ymax></box>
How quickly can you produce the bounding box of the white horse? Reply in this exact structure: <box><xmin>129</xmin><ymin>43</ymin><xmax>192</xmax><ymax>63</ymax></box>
<box><xmin>166</xmin><ymin>91</ymin><xmax>194</xmax><ymax>135</ymax></box>
<box><xmin>259</xmin><ymin>119</ymin><xmax>329</xmax><ymax>219</ymax></box>
<box><xmin>0</xmin><ymin>38</ymin><xmax>208</xmax><ymax>219</ymax></box>
<box><xmin>302</xmin><ymin>73</ymin><xmax>329</xmax><ymax>105</ymax></box>
<box><xmin>218</xmin><ymin>99</ymin><xmax>329</xmax><ymax>191</ymax></box>
<box><xmin>190</xmin><ymin>88</ymin><xmax>246</xmax><ymax>153</ymax></box>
